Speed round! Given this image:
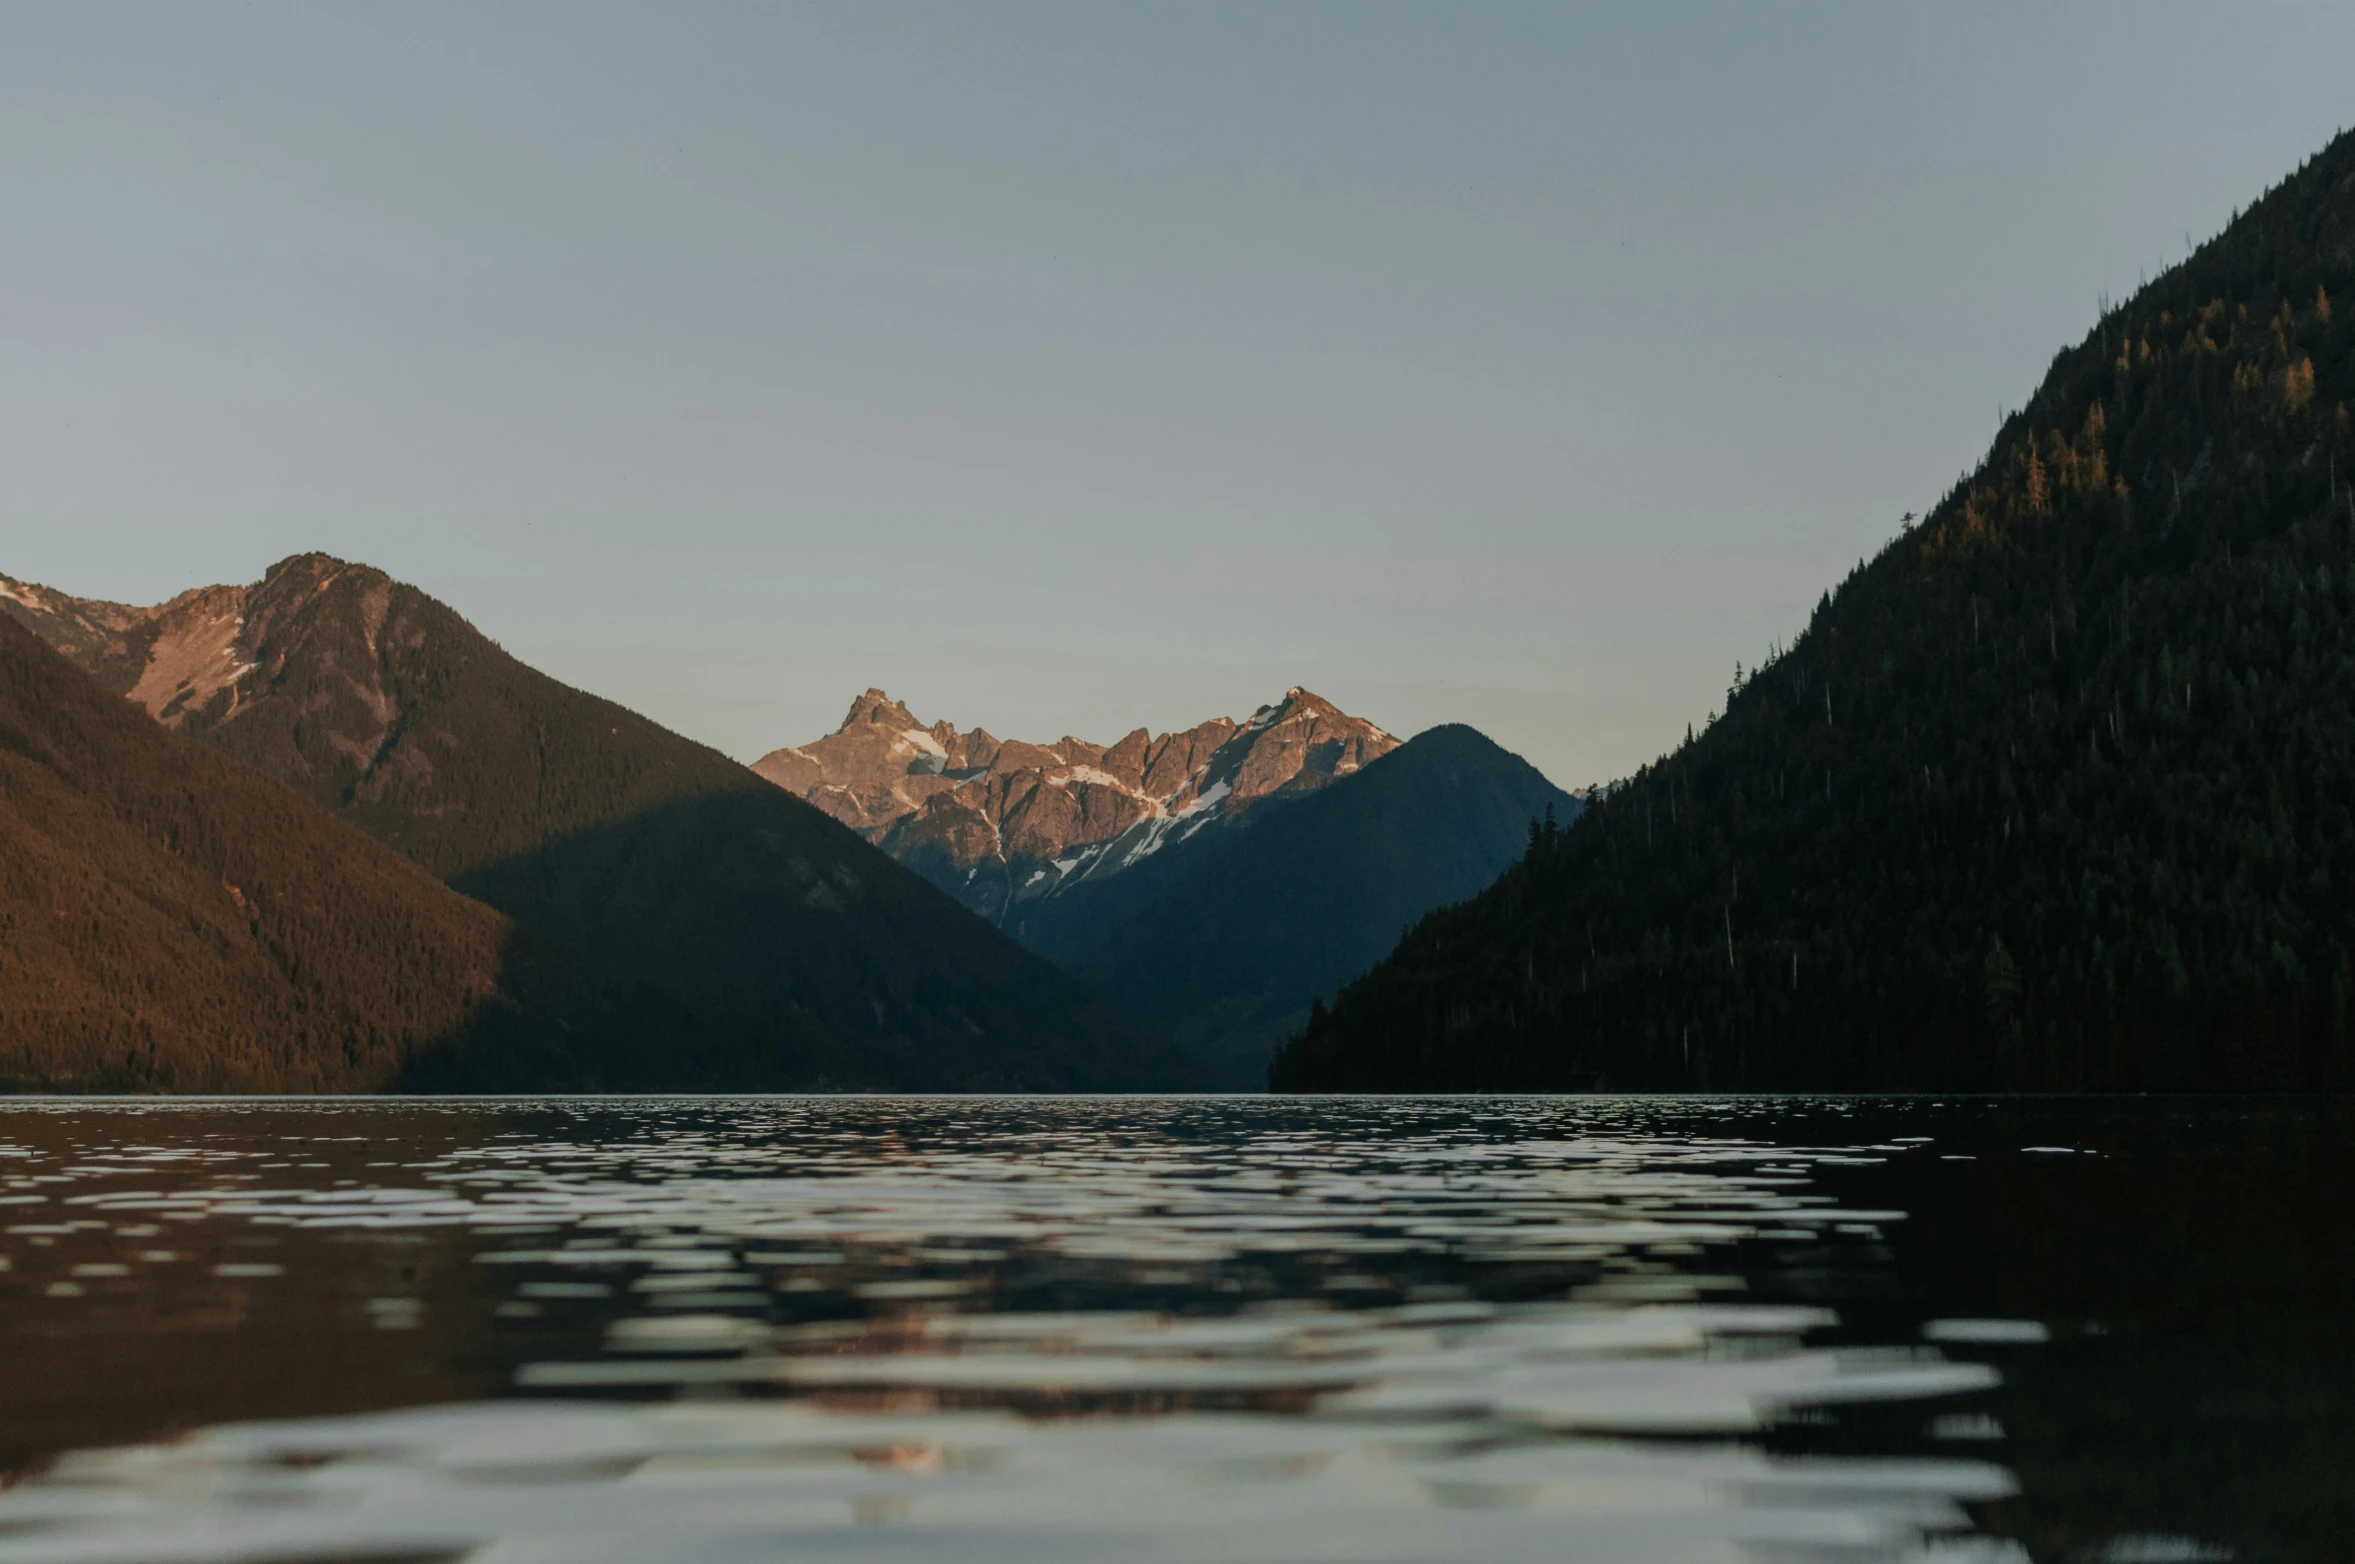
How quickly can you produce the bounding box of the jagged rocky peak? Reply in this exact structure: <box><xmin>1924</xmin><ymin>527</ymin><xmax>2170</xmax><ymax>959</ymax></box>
<box><xmin>840</xmin><ymin>687</ymin><xmax>922</xmax><ymax>732</ymax></box>
<box><xmin>750</xmin><ymin>686</ymin><xmax>963</xmax><ymax>835</ymax></box>
<box><xmin>751</xmin><ymin>685</ymin><xmax>1398</xmax><ymax>922</ymax></box>
<box><xmin>1216</xmin><ymin>687</ymin><xmax>1392</xmax><ymax>808</ymax></box>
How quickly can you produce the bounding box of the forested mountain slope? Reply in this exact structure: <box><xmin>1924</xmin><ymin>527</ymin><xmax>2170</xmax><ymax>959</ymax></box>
<box><xmin>4</xmin><ymin>556</ymin><xmax>1184</xmax><ymax>1090</ymax></box>
<box><xmin>1275</xmin><ymin>129</ymin><xmax>2355</xmax><ymax>1094</ymax></box>
<box><xmin>1038</xmin><ymin>725</ymin><xmax>1576</xmax><ymax>1088</ymax></box>
<box><xmin>0</xmin><ymin>616</ymin><xmax>550</xmax><ymax>1091</ymax></box>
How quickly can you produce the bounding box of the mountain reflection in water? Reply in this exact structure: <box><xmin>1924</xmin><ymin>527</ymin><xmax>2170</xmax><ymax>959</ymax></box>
<box><xmin>0</xmin><ymin>1097</ymin><xmax>2345</xmax><ymax>1563</ymax></box>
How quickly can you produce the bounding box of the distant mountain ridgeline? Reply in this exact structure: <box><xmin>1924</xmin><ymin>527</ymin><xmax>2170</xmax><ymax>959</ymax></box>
<box><xmin>1275</xmin><ymin>129</ymin><xmax>2355</xmax><ymax>1095</ymax></box>
<box><xmin>757</xmin><ymin>690</ymin><xmax>1574</xmax><ymax>1083</ymax></box>
<box><xmin>2</xmin><ymin>556</ymin><xmax>1185</xmax><ymax>1091</ymax></box>
<box><xmin>755</xmin><ymin>685</ymin><xmax>1396</xmax><ymax>933</ymax></box>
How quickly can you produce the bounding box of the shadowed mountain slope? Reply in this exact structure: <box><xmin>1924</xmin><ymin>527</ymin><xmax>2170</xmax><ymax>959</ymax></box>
<box><xmin>4</xmin><ymin>556</ymin><xmax>1187</xmax><ymax>1090</ymax></box>
<box><xmin>1038</xmin><ymin>725</ymin><xmax>1577</xmax><ymax>1088</ymax></box>
<box><xmin>0</xmin><ymin>614</ymin><xmax>557</xmax><ymax>1091</ymax></box>
<box><xmin>1277</xmin><ymin>128</ymin><xmax>2355</xmax><ymax>1095</ymax></box>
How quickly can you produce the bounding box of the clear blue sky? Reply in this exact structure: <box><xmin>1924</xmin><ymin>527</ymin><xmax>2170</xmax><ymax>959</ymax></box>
<box><xmin>4</xmin><ymin>3</ymin><xmax>2350</xmax><ymax>786</ymax></box>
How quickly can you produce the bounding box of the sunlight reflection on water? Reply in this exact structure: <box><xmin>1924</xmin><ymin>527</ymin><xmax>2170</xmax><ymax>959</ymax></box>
<box><xmin>0</xmin><ymin>1097</ymin><xmax>2075</xmax><ymax>1562</ymax></box>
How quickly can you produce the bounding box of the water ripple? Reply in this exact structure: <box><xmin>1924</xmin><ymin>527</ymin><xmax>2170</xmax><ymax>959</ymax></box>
<box><xmin>0</xmin><ymin>1098</ymin><xmax>2035</xmax><ymax>1563</ymax></box>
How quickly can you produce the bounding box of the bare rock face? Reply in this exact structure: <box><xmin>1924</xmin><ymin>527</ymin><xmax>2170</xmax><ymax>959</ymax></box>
<box><xmin>1</xmin><ymin>572</ymin><xmax>256</xmax><ymax>726</ymax></box>
<box><xmin>750</xmin><ymin>688</ymin><xmax>960</xmax><ymax>836</ymax></box>
<box><xmin>751</xmin><ymin>686</ymin><xmax>1398</xmax><ymax>923</ymax></box>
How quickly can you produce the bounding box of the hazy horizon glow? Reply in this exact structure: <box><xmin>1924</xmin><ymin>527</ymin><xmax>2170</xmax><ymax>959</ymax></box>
<box><xmin>5</xmin><ymin>3</ymin><xmax>2352</xmax><ymax>784</ymax></box>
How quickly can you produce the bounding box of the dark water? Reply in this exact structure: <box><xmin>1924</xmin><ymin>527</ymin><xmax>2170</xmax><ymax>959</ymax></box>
<box><xmin>0</xmin><ymin>1097</ymin><xmax>2347</xmax><ymax>1563</ymax></box>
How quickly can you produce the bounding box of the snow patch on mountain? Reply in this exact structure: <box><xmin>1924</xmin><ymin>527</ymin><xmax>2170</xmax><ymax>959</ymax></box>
<box><xmin>1048</xmin><ymin>766</ymin><xmax>1134</xmax><ymax>792</ymax></box>
<box><xmin>1176</xmin><ymin>779</ymin><xmax>1231</xmax><ymax>818</ymax></box>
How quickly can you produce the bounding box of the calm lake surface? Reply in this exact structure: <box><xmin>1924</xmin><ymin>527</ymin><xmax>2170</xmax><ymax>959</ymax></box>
<box><xmin>0</xmin><ymin>1096</ymin><xmax>2346</xmax><ymax>1563</ymax></box>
